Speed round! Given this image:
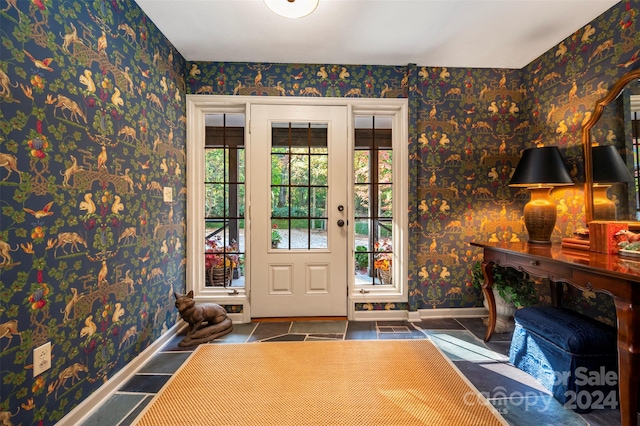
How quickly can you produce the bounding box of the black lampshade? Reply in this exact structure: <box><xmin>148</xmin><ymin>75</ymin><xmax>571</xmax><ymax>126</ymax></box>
<box><xmin>509</xmin><ymin>146</ymin><xmax>574</xmax><ymax>187</ymax></box>
<box><xmin>592</xmin><ymin>145</ymin><xmax>634</xmax><ymax>183</ymax></box>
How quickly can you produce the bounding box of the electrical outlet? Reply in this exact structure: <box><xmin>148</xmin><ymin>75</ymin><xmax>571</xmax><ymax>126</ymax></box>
<box><xmin>163</xmin><ymin>186</ymin><xmax>173</xmax><ymax>203</ymax></box>
<box><xmin>33</xmin><ymin>341</ymin><xmax>51</xmax><ymax>377</ymax></box>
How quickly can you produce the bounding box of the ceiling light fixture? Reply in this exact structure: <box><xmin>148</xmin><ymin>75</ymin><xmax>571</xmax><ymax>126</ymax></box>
<box><xmin>264</xmin><ymin>0</ymin><xmax>319</xmax><ymax>19</ymax></box>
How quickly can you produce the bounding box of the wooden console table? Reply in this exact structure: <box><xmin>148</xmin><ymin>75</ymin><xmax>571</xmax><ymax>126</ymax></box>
<box><xmin>470</xmin><ymin>241</ymin><xmax>640</xmax><ymax>426</ymax></box>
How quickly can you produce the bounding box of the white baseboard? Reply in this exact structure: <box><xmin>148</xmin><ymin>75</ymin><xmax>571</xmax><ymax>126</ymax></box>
<box><xmin>417</xmin><ymin>307</ymin><xmax>489</xmax><ymax>319</ymax></box>
<box><xmin>352</xmin><ymin>307</ymin><xmax>488</xmax><ymax>322</ymax></box>
<box><xmin>57</xmin><ymin>321</ymin><xmax>187</xmax><ymax>426</ymax></box>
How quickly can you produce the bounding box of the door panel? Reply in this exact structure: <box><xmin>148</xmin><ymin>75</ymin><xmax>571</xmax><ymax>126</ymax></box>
<box><xmin>250</xmin><ymin>105</ymin><xmax>348</xmax><ymax>317</ymax></box>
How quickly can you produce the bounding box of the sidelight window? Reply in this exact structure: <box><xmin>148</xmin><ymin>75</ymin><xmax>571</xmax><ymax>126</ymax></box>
<box><xmin>204</xmin><ymin>113</ymin><xmax>245</xmax><ymax>287</ymax></box>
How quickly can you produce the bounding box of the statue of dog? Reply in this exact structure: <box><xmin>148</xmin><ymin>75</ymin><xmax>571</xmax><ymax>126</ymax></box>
<box><xmin>174</xmin><ymin>290</ymin><xmax>233</xmax><ymax>346</ymax></box>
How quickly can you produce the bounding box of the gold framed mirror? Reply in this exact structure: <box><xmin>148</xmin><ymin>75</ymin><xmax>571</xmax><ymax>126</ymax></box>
<box><xmin>582</xmin><ymin>68</ymin><xmax>640</xmax><ymax>223</ymax></box>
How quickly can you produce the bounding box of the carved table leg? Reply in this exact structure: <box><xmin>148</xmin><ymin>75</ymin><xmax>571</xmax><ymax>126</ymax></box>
<box><xmin>482</xmin><ymin>260</ymin><xmax>496</xmax><ymax>342</ymax></box>
<box><xmin>614</xmin><ymin>298</ymin><xmax>640</xmax><ymax>426</ymax></box>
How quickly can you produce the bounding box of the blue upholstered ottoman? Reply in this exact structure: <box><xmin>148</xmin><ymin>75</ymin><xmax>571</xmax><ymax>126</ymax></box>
<box><xmin>509</xmin><ymin>306</ymin><xmax>618</xmax><ymax>411</ymax></box>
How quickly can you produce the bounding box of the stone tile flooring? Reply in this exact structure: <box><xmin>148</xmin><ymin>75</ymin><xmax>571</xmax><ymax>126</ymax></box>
<box><xmin>79</xmin><ymin>318</ymin><xmax>634</xmax><ymax>426</ymax></box>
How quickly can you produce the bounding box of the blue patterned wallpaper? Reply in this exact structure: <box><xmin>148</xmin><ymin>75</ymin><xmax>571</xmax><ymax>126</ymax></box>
<box><xmin>0</xmin><ymin>1</ymin><xmax>185</xmax><ymax>424</ymax></box>
<box><xmin>1</xmin><ymin>0</ymin><xmax>637</xmax><ymax>423</ymax></box>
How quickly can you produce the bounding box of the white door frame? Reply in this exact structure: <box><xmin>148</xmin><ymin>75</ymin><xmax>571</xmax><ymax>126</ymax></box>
<box><xmin>186</xmin><ymin>95</ymin><xmax>408</xmax><ymax>322</ymax></box>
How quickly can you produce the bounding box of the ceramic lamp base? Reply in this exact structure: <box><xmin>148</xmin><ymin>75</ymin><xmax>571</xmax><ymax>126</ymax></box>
<box><xmin>523</xmin><ymin>186</ymin><xmax>556</xmax><ymax>244</ymax></box>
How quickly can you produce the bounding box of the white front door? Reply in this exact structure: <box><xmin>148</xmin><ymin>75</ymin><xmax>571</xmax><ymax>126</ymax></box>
<box><xmin>250</xmin><ymin>105</ymin><xmax>348</xmax><ymax>317</ymax></box>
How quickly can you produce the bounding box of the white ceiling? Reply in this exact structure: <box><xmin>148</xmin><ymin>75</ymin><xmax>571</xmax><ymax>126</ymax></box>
<box><xmin>135</xmin><ymin>0</ymin><xmax>620</xmax><ymax>69</ymax></box>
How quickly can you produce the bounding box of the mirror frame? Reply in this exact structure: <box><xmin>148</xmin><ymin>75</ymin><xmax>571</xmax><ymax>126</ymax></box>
<box><xmin>581</xmin><ymin>68</ymin><xmax>640</xmax><ymax>223</ymax></box>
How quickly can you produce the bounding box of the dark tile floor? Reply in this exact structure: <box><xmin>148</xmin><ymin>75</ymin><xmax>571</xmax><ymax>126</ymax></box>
<box><xmin>79</xmin><ymin>318</ymin><xmax>635</xmax><ymax>426</ymax></box>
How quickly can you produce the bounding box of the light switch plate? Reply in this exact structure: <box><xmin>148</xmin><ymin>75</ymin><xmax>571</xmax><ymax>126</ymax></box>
<box><xmin>33</xmin><ymin>341</ymin><xmax>51</xmax><ymax>377</ymax></box>
<box><xmin>163</xmin><ymin>187</ymin><xmax>172</xmax><ymax>202</ymax></box>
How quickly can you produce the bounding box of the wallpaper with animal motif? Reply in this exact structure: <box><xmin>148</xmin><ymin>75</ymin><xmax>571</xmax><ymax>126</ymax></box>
<box><xmin>185</xmin><ymin>1</ymin><xmax>639</xmax><ymax>320</ymax></box>
<box><xmin>187</xmin><ymin>62</ymin><xmax>528</xmax><ymax>312</ymax></box>
<box><xmin>0</xmin><ymin>1</ymin><xmax>186</xmax><ymax>424</ymax></box>
<box><xmin>520</xmin><ymin>0</ymin><xmax>640</xmax><ymax>325</ymax></box>
<box><xmin>1</xmin><ymin>0</ymin><xmax>637</xmax><ymax>423</ymax></box>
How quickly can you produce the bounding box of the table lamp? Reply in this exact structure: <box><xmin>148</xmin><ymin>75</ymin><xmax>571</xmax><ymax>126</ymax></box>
<box><xmin>592</xmin><ymin>144</ymin><xmax>634</xmax><ymax>220</ymax></box>
<box><xmin>509</xmin><ymin>146</ymin><xmax>573</xmax><ymax>244</ymax></box>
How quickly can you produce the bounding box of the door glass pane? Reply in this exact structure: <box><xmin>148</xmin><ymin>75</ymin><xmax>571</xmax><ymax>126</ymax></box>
<box><xmin>312</xmin><ymin>187</ymin><xmax>327</xmax><ymax>217</ymax></box>
<box><xmin>290</xmin><ymin>155</ymin><xmax>309</xmax><ymax>185</ymax></box>
<box><xmin>271</xmin><ymin>122</ymin><xmax>328</xmax><ymax>250</ymax></box>
<box><xmin>204</xmin><ymin>113</ymin><xmax>245</xmax><ymax>288</ymax></box>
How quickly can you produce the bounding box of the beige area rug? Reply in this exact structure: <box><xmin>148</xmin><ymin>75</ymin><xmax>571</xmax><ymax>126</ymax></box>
<box><xmin>133</xmin><ymin>340</ymin><xmax>507</xmax><ymax>425</ymax></box>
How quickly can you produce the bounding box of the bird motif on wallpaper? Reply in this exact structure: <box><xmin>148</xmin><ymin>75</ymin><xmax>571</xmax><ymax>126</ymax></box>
<box><xmin>546</xmin><ymin>104</ymin><xmax>557</xmax><ymax>123</ymax></box>
<box><xmin>568</xmin><ymin>81</ymin><xmax>578</xmax><ymax>101</ymax></box>
<box><xmin>122</xmin><ymin>168</ymin><xmax>134</xmax><ymax>192</ymax></box>
<box><xmin>79</xmin><ymin>193</ymin><xmax>96</xmax><ymax>215</ymax></box>
<box><xmin>24</xmin><ymin>201</ymin><xmax>54</xmax><ymax>218</ymax></box>
<box><xmin>428</xmin><ymin>171</ymin><xmax>437</xmax><ymax>186</ymax></box>
<box><xmin>111</xmin><ymin>195</ymin><xmax>124</xmax><ymax>215</ymax></box>
<box><xmin>138</xmin><ymin>250</ymin><xmax>150</xmax><ymax>263</ymax></box>
<box><xmin>498</xmin><ymin>139</ymin><xmax>507</xmax><ymax>154</ymax></box>
<box><xmin>429</xmin><ymin>105</ymin><xmax>437</xmax><ymax>120</ymax></box>
<box><xmin>80</xmin><ymin>315</ymin><xmax>97</xmax><ymax>338</ymax></box>
<box><xmin>79</xmin><ymin>69</ymin><xmax>96</xmax><ymax>93</ymax></box>
<box><xmin>138</xmin><ymin>66</ymin><xmax>150</xmax><ymax>78</ymax></box>
<box><xmin>429</xmin><ymin>238</ymin><xmax>437</xmax><ymax>253</ymax></box>
<box><xmin>97</xmin><ymin>146</ymin><xmax>108</xmax><ymax>171</ymax></box>
<box><xmin>97</xmin><ymin>260</ymin><xmax>108</xmax><ymax>286</ymax></box>
<box><xmin>111</xmin><ymin>87</ymin><xmax>124</xmax><ymax>108</ymax></box>
<box><xmin>499</xmin><ymin>73</ymin><xmax>507</xmax><ymax>89</ymax></box>
<box><xmin>97</xmin><ymin>31</ymin><xmax>108</xmax><ymax>54</ymax></box>
<box><xmin>618</xmin><ymin>50</ymin><xmax>640</xmax><ymax>68</ymax></box>
<box><xmin>23</xmin><ymin>49</ymin><xmax>54</xmax><ymax>72</ymax></box>
<box><xmin>254</xmin><ymin>70</ymin><xmax>262</xmax><ymax>86</ymax></box>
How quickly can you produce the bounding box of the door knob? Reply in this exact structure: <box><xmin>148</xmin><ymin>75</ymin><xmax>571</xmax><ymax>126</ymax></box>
<box><xmin>338</xmin><ymin>205</ymin><xmax>344</xmax><ymax>212</ymax></box>
<box><xmin>337</xmin><ymin>219</ymin><xmax>345</xmax><ymax>227</ymax></box>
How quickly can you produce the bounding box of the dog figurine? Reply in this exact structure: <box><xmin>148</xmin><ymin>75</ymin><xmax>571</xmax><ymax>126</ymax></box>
<box><xmin>174</xmin><ymin>290</ymin><xmax>233</xmax><ymax>346</ymax></box>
